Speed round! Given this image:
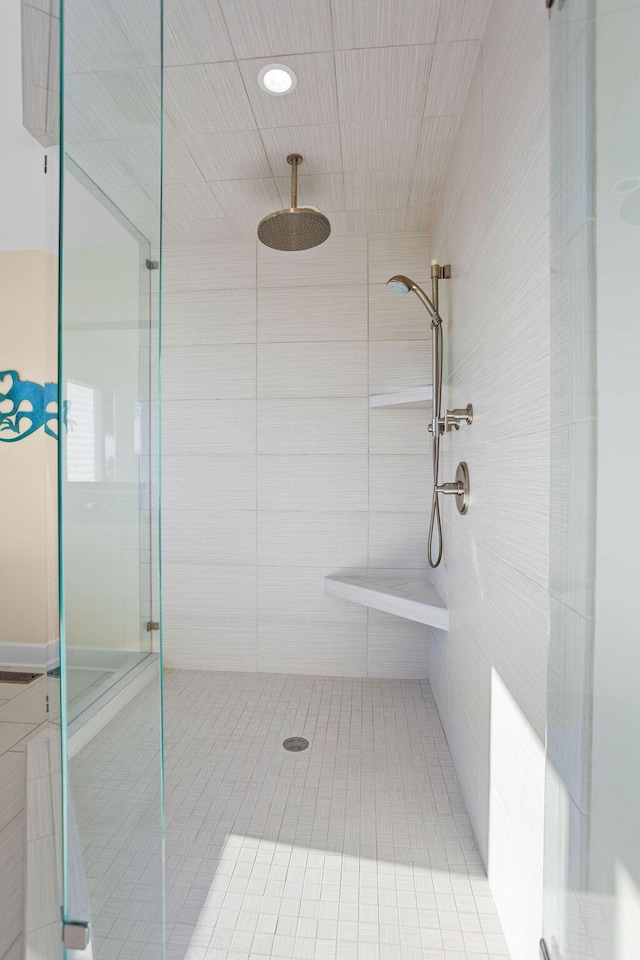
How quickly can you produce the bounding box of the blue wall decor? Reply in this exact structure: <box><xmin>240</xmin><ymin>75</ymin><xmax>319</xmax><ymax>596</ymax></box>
<box><xmin>0</xmin><ymin>370</ymin><xmax>59</xmax><ymax>441</ymax></box>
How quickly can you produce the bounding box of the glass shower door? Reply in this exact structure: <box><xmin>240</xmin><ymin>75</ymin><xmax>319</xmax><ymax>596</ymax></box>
<box><xmin>544</xmin><ymin>2</ymin><xmax>640</xmax><ymax>958</ymax></box>
<box><xmin>58</xmin><ymin>0</ymin><xmax>163</xmax><ymax>955</ymax></box>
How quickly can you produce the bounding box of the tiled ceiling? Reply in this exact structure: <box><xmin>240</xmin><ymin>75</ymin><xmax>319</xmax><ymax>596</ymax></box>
<box><xmin>65</xmin><ymin>0</ymin><xmax>491</xmax><ymax>241</ymax></box>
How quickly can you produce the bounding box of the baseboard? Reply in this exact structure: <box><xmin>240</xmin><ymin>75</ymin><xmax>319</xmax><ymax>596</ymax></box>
<box><xmin>0</xmin><ymin>640</ymin><xmax>59</xmax><ymax>670</ymax></box>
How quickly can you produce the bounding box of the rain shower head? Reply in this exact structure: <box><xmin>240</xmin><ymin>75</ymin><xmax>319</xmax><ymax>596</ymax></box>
<box><xmin>387</xmin><ymin>274</ymin><xmax>440</xmax><ymax>322</ymax></box>
<box><xmin>258</xmin><ymin>154</ymin><xmax>331</xmax><ymax>251</ymax></box>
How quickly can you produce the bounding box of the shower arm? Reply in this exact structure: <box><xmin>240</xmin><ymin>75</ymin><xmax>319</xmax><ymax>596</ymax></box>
<box><xmin>289</xmin><ymin>153</ymin><xmax>300</xmax><ymax>209</ymax></box>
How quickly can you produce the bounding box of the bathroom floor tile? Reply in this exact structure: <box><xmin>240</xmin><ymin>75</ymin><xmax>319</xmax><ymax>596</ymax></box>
<box><xmin>160</xmin><ymin>671</ymin><xmax>511</xmax><ymax>960</ymax></box>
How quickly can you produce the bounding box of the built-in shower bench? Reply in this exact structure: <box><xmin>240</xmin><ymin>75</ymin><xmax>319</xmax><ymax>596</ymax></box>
<box><xmin>324</xmin><ymin>574</ymin><xmax>449</xmax><ymax>630</ymax></box>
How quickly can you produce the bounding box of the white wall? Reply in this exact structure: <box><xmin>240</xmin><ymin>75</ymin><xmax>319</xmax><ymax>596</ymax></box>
<box><xmin>161</xmin><ymin>230</ymin><xmax>435</xmax><ymax>678</ymax></box>
<box><xmin>427</xmin><ymin>2</ymin><xmax>550</xmax><ymax>958</ymax></box>
<box><xmin>590</xmin><ymin>0</ymin><xmax>640</xmax><ymax>935</ymax></box>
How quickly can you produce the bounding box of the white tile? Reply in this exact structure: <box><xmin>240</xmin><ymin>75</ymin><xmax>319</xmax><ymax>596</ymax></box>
<box><xmin>0</xmin><ymin>753</ymin><xmax>25</xmax><ymax>831</ymax></box>
<box><xmin>163</xmin><ymin>623</ymin><xmax>257</xmax><ymax>672</ymax></box>
<box><xmin>436</xmin><ymin>0</ymin><xmax>492</xmax><ymax>41</ymax></box>
<box><xmin>344</xmin><ymin>209</ymin><xmax>408</xmax><ymax>235</ymax></box>
<box><xmin>164</xmin><ymin>178</ymin><xmax>282</xmax><ymax>222</ymax></box>
<box><xmin>368</xmin><ymin>340</ymin><xmax>430</xmax><ymax>394</ymax></box>
<box><xmin>257</xmin><ymin>399</ymin><xmax>368</xmax><ymax>454</ymax></box>
<box><xmin>415</xmin><ymin>115</ymin><xmax>461</xmax><ymax>179</ymax></box>
<box><xmin>257</xmin><ymin>621</ymin><xmax>368</xmax><ymax>676</ymax></box>
<box><xmin>344</xmin><ymin>170</ymin><xmax>413</xmax><ymax>211</ymax></box>
<box><xmin>162</xmin><ymin>512</ymin><xmax>256</xmax><ymax>565</ymax></box>
<box><xmin>238</xmin><ymin>53</ymin><xmax>339</xmax><ymax>129</ymax></box>
<box><xmin>69</xmin><ymin>137</ymin><xmax>162</xmax><ymax>193</ymax></box>
<box><xmin>160</xmin><ymin>670</ymin><xmax>507</xmax><ymax>960</ymax></box>
<box><xmin>163</xmin><ymin>563</ymin><xmax>257</xmax><ymax>622</ymax></box>
<box><xmin>219</xmin><ymin>0</ymin><xmax>333</xmax><ymax>58</ymax></box>
<box><xmin>258</xmin><ymin>343</ymin><xmax>368</xmax><ymax>398</ymax></box>
<box><xmin>257</xmin><ymin>285</ymin><xmax>367</xmax><ymax>342</ymax></box>
<box><xmin>423</xmin><ymin>41</ymin><xmax>481</xmax><ymax>117</ymax></box>
<box><xmin>164</xmin><ymin>217</ymin><xmax>258</xmax><ymax>242</ymax></box>
<box><xmin>257</xmin><ymin>567</ymin><xmax>367</xmax><ymax>623</ymax></box>
<box><xmin>489</xmin><ymin>669</ymin><xmax>545</xmax><ymax>960</ymax></box>
<box><xmin>369</xmin><ymin>406</ymin><xmax>429</xmax><ymax>455</ymax></box>
<box><xmin>258</xmin><ymin>512</ymin><xmax>368</xmax><ymax>566</ymax></box>
<box><xmin>403</xmin><ymin>207</ymin><xmax>434</xmax><ymax>233</ymax></box>
<box><xmin>260</xmin><ymin>125</ymin><xmax>342</xmax><ymax>177</ymax></box>
<box><xmin>369</xmin><ymin>283</ymin><xmax>430</xmax><ymax>340</ymax></box>
<box><xmin>163</xmin><ymin>288</ymin><xmax>256</xmax><ymax>345</ymax></box>
<box><xmin>163</xmin><ymin>399</ymin><xmax>256</xmax><ymax>455</ymax></box>
<box><xmin>408</xmin><ymin>167</ymin><xmax>441</xmax><ymax>212</ymax></box>
<box><xmin>335</xmin><ymin>46</ymin><xmax>433</xmax><ymax>122</ymax></box>
<box><xmin>340</xmin><ymin>119</ymin><xmax>420</xmax><ymax>174</ymax></box>
<box><xmin>367</xmin><ymin>610</ymin><xmax>429</xmax><ymax>679</ymax></box>
<box><xmin>207</xmin><ymin>178</ymin><xmax>283</xmax><ymax>220</ymax></box>
<box><xmin>367</xmin><ymin>233</ymin><xmax>430</xmax><ymax>284</ymax></box>
<box><xmin>257</xmin><ymin>234</ymin><xmax>367</xmax><ymax>287</ymax></box>
<box><xmin>368</xmin><ymin>513</ymin><xmax>430</xmax><ymax>568</ymax></box>
<box><xmin>0</xmin><ymin>723</ymin><xmax>39</xmax><ymax>754</ymax></box>
<box><xmin>163</xmin><ymin>240</ymin><xmax>256</xmax><ymax>291</ymax></box>
<box><xmin>165</xmin><ymin>136</ymin><xmax>205</xmax><ymax>183</ymax></box>
<box><xmin>63</xmin><ymin>1</ymin><xmax>138</xmax><ymax>73</ymax></box>
<box><xmin>0</xmin><ymin>679</ymin><xmax>46</xmax><ymax>724</ymax></box>
<box><xmin>1</xmin><ymin>814</ymin><xmax>25</xmax><ymax>957</ymax></box>
<box><xmin>257</xmin><ymin>456</ymin><xmax>368</xmax><ymax>511</ymax></box>
<box><xmin>369</xmin><ymin>456</ymin><xmax>431</xmax><ymax>513</ymax></box>
<box><xmin>163</xmin><ymin>455</ymin><xmax>256</xmax><ymax>511</ymax></box>
<box><xmin>182</xmin><ymin>130</ymin><xmax>272</xmax><ymax>181</ymax></box>
<box><xmin>66</xmin><ymin>69</ymin><xmax>161</xmax><ymax>142</ymax></box>
<box><xmin>164</xmin><ymin>63</ymin><xmax>256</xmax><ymax>135</ymax></box>
<box><xmin>164</xmin><ymin>0</ymin><xmax>235</xmax><ymax>65</ymax></box>
<box><xmin>163</xmin><ymin>345</ymin><xmax>256</xmax><ymax>400</ymax></box>
<box><xmin>331</xmin><ymin>0</ymin><xmax>440</xmax><ymax>49</ymax></box>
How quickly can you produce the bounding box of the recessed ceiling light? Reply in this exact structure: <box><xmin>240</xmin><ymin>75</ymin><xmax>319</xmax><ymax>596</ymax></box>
<box><xmin>258</xmin><ymin>63</ymin><xmax>297</xmax><ymax>96</ymax></box>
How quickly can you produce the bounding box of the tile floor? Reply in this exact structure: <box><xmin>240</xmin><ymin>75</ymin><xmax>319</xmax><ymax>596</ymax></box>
<box><xmin>22</xmin><ymin>668</ymin><xmax>511</xmax><ymax>960</ymax></box>
<box><xmin>163</xmin><ymin>671</ymin><xmax>511</xmax><ymax>960</ymax></box>
<box><xmin>0</xmin><ymin>669</ymin><xmax>49</xmax><ymax>960</ymax></box>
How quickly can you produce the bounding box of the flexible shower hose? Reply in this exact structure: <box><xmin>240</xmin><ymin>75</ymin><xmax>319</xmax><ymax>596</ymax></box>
<box><xmin>427</xmin><ymin>321</ymin><xmax>444</xmax><ymax>568</ymax></box>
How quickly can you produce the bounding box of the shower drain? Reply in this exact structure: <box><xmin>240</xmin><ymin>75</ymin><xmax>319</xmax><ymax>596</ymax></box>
<box><xmin>283</xmin><ymin>737</ymin><xmax>309</xmax><ymax>752</ymax></box>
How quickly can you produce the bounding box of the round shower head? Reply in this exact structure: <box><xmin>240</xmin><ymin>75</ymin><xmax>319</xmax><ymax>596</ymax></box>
<box><xmin>386</xmin><ymin>275</ymin><xmax>413</xmax><ymax>294</ymax></box>
<box><xmin>257</xmin><ymin>154</ymin><xmax>331</xmax><ymax>251</ymax></box>
<box><xmin>258</xmin><ymin>207</ymin><xmax>331</xmax><ymax>251</ymax></box>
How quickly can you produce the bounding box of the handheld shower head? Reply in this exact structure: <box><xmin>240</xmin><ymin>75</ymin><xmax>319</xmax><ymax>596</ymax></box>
<box><xmin>386</xmin><ymin>276</ymin><xmax>412</xmax><ymax>294</ymax></box>
<box><xmin>386</xmin><ymin>275</ymin><xmax>440</xmax><ymax>323</ymax></box>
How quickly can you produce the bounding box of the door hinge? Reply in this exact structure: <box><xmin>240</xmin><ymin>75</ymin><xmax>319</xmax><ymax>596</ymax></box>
<box><xmin>44</xmin><ymin>154</ymin><xmax>48</xmax><ymax>174</ymax></box>
<box><xmin>62</xmin><ymin>919</ymin><xmax>91</xmax><ymax>950</ymax></box>
<box><xmin>146</xmin><ymin>259</ymin><xmax>159</xmax><ymax>270</ymax></box>
<box><xmin>146</xmin><ymin>621</ymin><xmax>160</xmax><ymax>632</ymax></box>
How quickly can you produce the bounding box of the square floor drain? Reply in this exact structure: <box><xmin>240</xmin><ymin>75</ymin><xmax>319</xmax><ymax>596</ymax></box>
<box><xmin>0</xmin><ymin>670</ymin><xmax>42</xmax><ymax>684</ymax></box>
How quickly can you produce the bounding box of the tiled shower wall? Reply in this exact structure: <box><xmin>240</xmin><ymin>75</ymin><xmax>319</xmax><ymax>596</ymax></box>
<box><xmin>427</xmin><ymin>2</ymin><xmax>550</xmax><ymax>959</ymax></box>
<box><xmin>161</xmin><ymin>230</ymin><xmax>436</xmax><ymax>679</ymax></box>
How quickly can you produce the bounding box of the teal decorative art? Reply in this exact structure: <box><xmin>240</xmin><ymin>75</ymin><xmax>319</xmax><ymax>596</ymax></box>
<box><xmin>0</xmin><ymin>370</ymin><xmax>59</xmax><ymax>441</ymax></box>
